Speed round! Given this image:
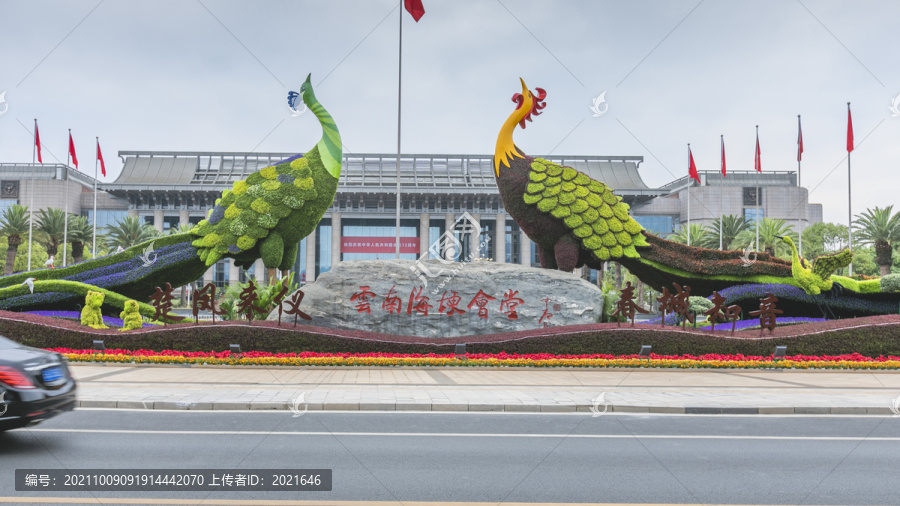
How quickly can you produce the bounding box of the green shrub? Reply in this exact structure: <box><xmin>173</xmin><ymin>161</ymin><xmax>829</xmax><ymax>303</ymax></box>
<box><xmin>881</xmin><ymin>274</ymin><xmax>900</xmax><ymax>293</ymax></box>
<box><xmin>688</xmin><ymin>296</ymin><xmax>714</xmax><ymax>316</ymax></box>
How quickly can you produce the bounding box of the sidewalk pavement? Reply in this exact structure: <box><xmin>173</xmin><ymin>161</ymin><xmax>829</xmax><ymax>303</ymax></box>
<box><xmin>67</xmin><ymin>364</ymin><xmax>900</xmax><ymax>415</ymax></box>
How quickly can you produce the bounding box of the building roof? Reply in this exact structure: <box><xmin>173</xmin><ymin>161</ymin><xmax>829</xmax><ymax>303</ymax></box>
<box><xmin>110</xmin><ymin>151</ymin><xmax>663</xmax><ymax>197</ymax></box>
<box><xmin>0</xmin><ymin>163</ymin><xmax>98</xmax><ymax>189</ymax></box>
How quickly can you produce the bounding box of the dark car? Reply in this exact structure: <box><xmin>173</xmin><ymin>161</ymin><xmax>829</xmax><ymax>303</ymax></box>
<box><xmin>0</xmin><ymin>335</ymin><xmax>76</xmax><ymax>431</ymax></box>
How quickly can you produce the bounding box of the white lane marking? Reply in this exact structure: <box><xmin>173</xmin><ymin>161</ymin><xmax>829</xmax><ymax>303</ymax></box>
<box><xmin>23</xmin><ymin>428</ymin><xmax>900</xmax><ymax>441</ymax></box>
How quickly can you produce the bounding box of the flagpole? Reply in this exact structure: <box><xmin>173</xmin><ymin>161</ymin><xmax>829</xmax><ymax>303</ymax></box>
<box><xmin>394</xmin><ymin>0</ymin><xmax>403</xmax><ymax>259</ymax></box>
<box><xmin>797</xmin><ymin>114</ymin><xmax>802</xmax><ymax>258</ymax></box>
<box><xmin>92</xmin><ymin>137</ymin><xmax>99</xmax><ymax>257</ymax></box>
<box><xmin>755</xmin><ymin>125</ymin><xmax>760</xmax><ymax>253</ymax></box>
<box><xmin>847</xmin><ymin>102</ymin><xmax>853</xmax><ymax>276</ymax></box>
<box><xmin>28</xmin><ymin>119</ymin><xmax>36</xmax><ymax>272</ymax></box>
<box><xmin>719</xmin><ymin>134</ymin><xmax>723</xmax><ymax>250</ymax></box>
<box><xmin>686</xmin><ymin>143</ymin><xmax>691</xmax><ymax>247</ymax></box>
<box><xmin>63</xmin><ymin>129</ymin><xmax>71</xmax><ymax>267</ymax></box>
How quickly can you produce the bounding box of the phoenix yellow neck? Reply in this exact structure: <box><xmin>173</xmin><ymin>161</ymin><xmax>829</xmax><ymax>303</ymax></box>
<box><xmin>494</xmin><ymin>96</ymin><xmax>533</xmax><ymax>176</ymax></box>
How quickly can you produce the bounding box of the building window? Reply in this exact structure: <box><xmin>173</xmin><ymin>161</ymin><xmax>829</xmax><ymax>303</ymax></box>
<box><xmin>163</xmin><ymin>216</ymin><xmax>180</xmax><ymax>232</ymax></box>
<box><xmin>743</xmin><ymin>187</ymin><xmax>762</xmax><ymax>206</ymax></box>
<box><xmin>318</xmin><ymin>222</ymin><xmax>332</xmax><ymax>276</ymax></box>
<box><xmin>633</xmin><ymin>215</ymin><xmax>674</xmax><ymax>237</ymax></box>
<box><xmin>214</xmin><ymin>260</ymin><xmax>229</xmax><ymax>288</ymax></box>
<box><xmin>744</xmin><ymin>208</ymin><xmax>764</xmax><ymax>223</ymax></box>
<box><xmin>83</xmin><ymin>210</ymin><xmax>129</xmax><ymax>231</ymax></box>
<box><xmin>505</xmin><ymin>221</ymin><xmax>520</xmax><ymax>264</ymax></box>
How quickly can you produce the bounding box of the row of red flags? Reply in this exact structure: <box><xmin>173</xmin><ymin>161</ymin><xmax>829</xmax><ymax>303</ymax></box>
<box><xmin>689</xmin><ymin>104</ymin><xmax>855</xmax><ymax>183</ymax></box>
<box><xmin>33</xmin><ymin>120</ymin><xmax>105</xmax><ymax>177</ymax></box>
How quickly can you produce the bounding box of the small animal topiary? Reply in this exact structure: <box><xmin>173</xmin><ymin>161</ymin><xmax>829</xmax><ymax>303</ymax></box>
<box><xmin>80</xmin><ymin>290</ymin><xmax>108</xmax><ymax>329</ymax></box>
<box><xmin>119</xmin><ymin>299</ymin><xmax>142</xmax><ymax>331</ymax></box>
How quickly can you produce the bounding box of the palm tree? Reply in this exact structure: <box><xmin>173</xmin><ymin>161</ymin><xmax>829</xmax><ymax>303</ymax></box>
<box><xmin>732</xmin><ymin>218</ymin><xmax>796</xmax><ymax>258</ymax></box>
<box><xmin>0</xmin><ymin>205</ymin><xmax>32</xmax><ymax>274</ymax></box>
<box><xmin>67</xmin><ymin>215</ymin><xmax>95</xmax><ymax>264</ymax></box>
<box><xmin>852</xmin><ymin>206</ymin><xmax>900</xmax><ymax>276</ymax></box>
<box><xmin>168</xmin><ymin>223</ymin><xmax>194</xmax><ymax>235</ymax></box>
<box><xmin>104</xmin><ymin>215</ymin><xmax>160</xmax><ymax>250</ymax></box>
<box><xmin>36</xmin><ymin>208</ymin><xmax>67</xmax><ymax>257</ymax></box>
<box><xmin>704</xmin><ymin>215</ymin><xmax>750</xmax><ymax>250</ymax></box>
<box><xmin>668</xmin><ymin>223</ymin><xmax>709</xmax><ymax>247</ymax></box>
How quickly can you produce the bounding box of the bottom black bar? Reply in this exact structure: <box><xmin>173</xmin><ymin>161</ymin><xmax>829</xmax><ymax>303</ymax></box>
<box><xmin>15</xmin><ymin>469</ymin><xmax>332</xmax><ymax>491</ymax></box>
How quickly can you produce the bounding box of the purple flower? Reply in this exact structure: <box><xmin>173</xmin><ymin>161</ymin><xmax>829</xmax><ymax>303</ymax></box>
<box><xmin>208</xmin><ymin>205</ymin><xmax>226</xmax><ymax>225</ymax></box>
<box><xmin>277</xmin><ymin>174</ymin><xmax>295</xmax><ymax>184</ymax></box>
<box><xmin>228</xmin><ymin>245</ymin><xmax>241</xmax><ymax>254</ymax></box>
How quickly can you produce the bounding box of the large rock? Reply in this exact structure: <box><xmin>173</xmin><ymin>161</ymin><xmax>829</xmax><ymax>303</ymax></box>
<box><xmin>268</xmin><ymin>259</ymin><xmax>603</xmax><ymax>337</ymax></box>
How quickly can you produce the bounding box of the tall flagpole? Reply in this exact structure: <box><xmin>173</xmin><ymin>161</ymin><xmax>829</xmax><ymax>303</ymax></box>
<box><xmin>28</xmin><ymin>119</ymin><xmax>36</xmax><ymax>272</ymax></box>
<box><xmin>686</xmin><ymin>143</ymin><xmax>691</xmax><ymax>247</ymax></box>
<box><xmin>394</xmin><ymin>0</ymin><xmax>403</xmax><ymax>259</ymax></box>
<box><xmin>755</xmin><ymin>125</ymin><xmax>760</xmax><ymax>253</ymax></box>
<box><xmin>797</xmin><ymin>114</ymin><xmax>802</xmax><ymax>258</ymax></box>
<box><xmin>63</xmin><ymin>129</ymin><xmax>71</xmax><ymax>267</ymax></box>
<box><xmin>719</xmin><ymin>134</ymin><xmax>724</xmax><ymax>250</ymax></box>
<box><xmin>92</xmin><ymin>137</ymin><xmax>99</xmax><ymax>257</ymax></box>
<box><xmin>847</xmin><ymin>102</ymin><xmax>853</xmax><ymax>276</ymax></box>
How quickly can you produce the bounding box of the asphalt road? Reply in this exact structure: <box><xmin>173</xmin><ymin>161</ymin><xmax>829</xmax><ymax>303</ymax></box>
<box><xmin>2</xmin><ymin>409</ymin><xmax>900</xmax><ymax>505</ymax></box>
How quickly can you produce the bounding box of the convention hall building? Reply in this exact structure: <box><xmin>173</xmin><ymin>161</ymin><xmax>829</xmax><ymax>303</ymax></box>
<box><xmin>0</xmin><ymin>151</ymin><xmax>821</xmax><ymax>287</ymax></box>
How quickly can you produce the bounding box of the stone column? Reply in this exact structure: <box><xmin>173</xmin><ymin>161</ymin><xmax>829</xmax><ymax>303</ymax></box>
<box><xmin>128</xmin><ymin>209</ymin><xmax>138</xmax><ymax>218</ymax></box>
<box><xmin>444</xmin><ymin>213</ymin><xmax>455</xmax><ymax>261</ymax></box>
<box><xmin>520</xmin><ymin>232</ymin><xmax>531</xmax><ymax>266</ymax></box>
<box><xmin>419</xmin><ymin>213</ymin><xmax>430</xmax><ymax>257</ymax></box>
<box><xmin>178</xmin><ymin>210</ymin><xmax>190</xmax><ymax>227</ymax></box>
<box><xmin>203</xmin><ymin>265</ymin><xmax>214</xmax><ymax>286</ymax></box>
<box><xmin>305</xmin><ymin>231</ymin><xmax>317</xmax><ymax>283</ymax></box>
<box><xmin>330</xmin><ymin>212</ymin><xmax>341</xmax><ymax>267</ymax></box>
<box><xmin>228</xmin><ymin>259</ymin><xmax>240</xmax><ymax>288</ymax></box>
<box><xmin>254</xmin><ymin>258</ymin><xmax>266</xmax><ymax>285</ymax></box>
<box><xmin>469</xmin><ymin>213</ymin><xmax>481</xmax><ymax>259</ymax></box>
<box><xmin>153</xmin><ymin>209</ymin><xmax>164</xmax><ymax>233</ymax></box>
<box><xmin>494</xmin><ymin>214</ymin><xmax>506</xmax><ymax>263</ymax></box>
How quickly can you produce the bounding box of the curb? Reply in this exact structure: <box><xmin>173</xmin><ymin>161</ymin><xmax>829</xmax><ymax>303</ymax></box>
<box><xmin>75</xmin><ymin>400</ymin><xmax>897</xmax><ymax>415</ymax></box>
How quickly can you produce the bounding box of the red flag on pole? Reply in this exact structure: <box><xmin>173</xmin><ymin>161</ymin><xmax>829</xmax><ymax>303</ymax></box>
<box><xmin>404</xmin><ymin>0</ymin><xmax>424</xmax><ymax>21</ymax></box>
<box><xmin>68</xmin><ymin>132</ymin><xmax>78</xmax><ymax>169</ymax></box>
<box><xmin>97</xmin><ymin>140</ymin><xmax>106</xmax><ymax>177</ymax></box>
<box><xmin>847</xmin><ymin>103</ymin><xmax>854</xmax><ymax>153</ymax></box>
<box><xmin>35</xmin><ymin>121</ymin><xmax>42</xmax><ymax>163</ymax></box>
<box><xmin>754</xmin><ymin>130</ymin><xmax>762</xmax><ymax>172</ymax></box>
<box><xmin>688</xmin><ymin>146</ymin><xmax>700</xmax><ymax>183</ymax></box>
<box><xmin>720</xmin><ymin>135</ymin><xmax>726</xmax><ymax>177</ymax></box>
<box><xmin>797</xmin><ymin>116</ymin><xmax>804</xmax><ymax>162</ymax></box>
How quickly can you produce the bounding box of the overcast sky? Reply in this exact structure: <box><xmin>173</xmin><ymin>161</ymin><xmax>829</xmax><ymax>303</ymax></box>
<box><xmin>1</xmin><ymin>0</ymin><xmax>897</xmax><ymax>224</ymax></box>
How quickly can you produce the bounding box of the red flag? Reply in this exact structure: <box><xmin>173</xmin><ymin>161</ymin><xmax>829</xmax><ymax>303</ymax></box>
<box><xmin>404</xmin><ymin>0</ymin><xmax>424</xmax><ymax>21</ymax></box>
<box><xmin>720</xmin><ymin>136</ymin><xmax>726</xmax><ymax>177</ymax></box>
<box><xmin>688</xmin><ymin>146</ymin><xmax>700</xmax><ymax>183</ymax></box>
<box><xmin>847</xmin><ymin>103</ymin><xmax>854</xmax><ymax>153</ymax></box>
<box><xmin>35</xmin><ymin>121</ymin><xmax>42</xmax><ymax>163</ymax></box>
<box><xmin>97</xmin><ymin>140</ymin><xmax>106</xmax><ymax>177</ymax></box>
<box><xmin>68</xmin><ymin>132</ymin><xmax>78</xmax><ymax>169</ymax></box>
<box><xmin>797</xmin><ymin>115</ymin><xmax>803</xmax><ymax>162</ymax></box>
<box><xmin>754</xmin><ymin>130</ymin><xmax>761</xmax><ymax>172</ymax></box>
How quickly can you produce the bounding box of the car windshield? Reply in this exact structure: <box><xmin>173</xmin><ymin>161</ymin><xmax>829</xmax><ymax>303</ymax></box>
<box><xmin>0</xmin><ymin>336</ymin><xmax>22</xmax><ymax>350</ymax></box>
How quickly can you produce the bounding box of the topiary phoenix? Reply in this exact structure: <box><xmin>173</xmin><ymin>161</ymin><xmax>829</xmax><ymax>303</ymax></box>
<box><xmin>0</xmin><ymin>74</ymin><xmax>341</xmax><ymax>311</ymax></box>
<box><xmin>493</xmin><ymin>78</ymin><xmax>854</xmax><ymax>296</ymax></box>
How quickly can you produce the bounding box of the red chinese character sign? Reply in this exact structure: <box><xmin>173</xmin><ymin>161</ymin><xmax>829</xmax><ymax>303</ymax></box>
<box><xmin>704</xmin><ymin>291</ymin><xmax>741</xmax><ymax>334</ymax></box>
<box><xmin>611</xmin><ymin>281</ymin><xmax>648</xmax><ymax>327</ymax></box>
<box><xmin>749</xmin><ymin>292</ymin><xmax>782</xmax><ymax>335</ymax></box>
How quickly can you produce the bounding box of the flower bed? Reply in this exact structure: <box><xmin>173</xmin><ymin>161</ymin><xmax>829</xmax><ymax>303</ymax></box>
<box><xmin>26</xmin><ymin>311</ymin><xmax>159</xmax><ymax>328</ymax></box>
<box><xmin>50</xmin><ymin>347</ymin><xmax>900</xmax><ymax>369</ymax></box>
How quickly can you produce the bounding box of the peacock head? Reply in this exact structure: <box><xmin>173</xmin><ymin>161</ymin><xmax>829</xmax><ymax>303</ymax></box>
<box><xmin>511</xmin><ymin>78</ymin><xmax>547</xmax><ymax>130</ymax></box>
<box><xmin>300</xmin><ymin>73</ymin><xmax>316</xmax><ymax>107</ymax></box>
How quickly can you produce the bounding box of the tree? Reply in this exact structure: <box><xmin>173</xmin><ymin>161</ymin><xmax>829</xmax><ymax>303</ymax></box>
<box><xmin>67</xmin><ymin>215</ymin><xmax>95</xmax><ymax>264</ymax></box>
<box><xmin>668</xmin><ymin>223</ymin><xmax>710</xmax><ymax>247</ymax></box>
<box><xmin>36</xmin><ymin>208</ymin><xmax>67</xmax><ymax>257</ymax></box>
<box><xmin>850</xmin><ymin>246</ymin><xmax>879</xmax><ymax>277</ymax></box>
<box><xmin>852</xmin><ymin>206</ymin><xmax>900</xmax><ymax>276</ymax></box>
<box><xmin>802</xmin><ymin>222</ymin><xmax>849</xmax><ymax>259</ymax></box>
<box><xmin>168</xmin><ymin>223</ymin><xmax>194</xmax><ymax>235</ymax></box>
<box><xmin>0</xmin><ymin>204</ymin><xmax>32</xmax><ymax>274</ymax></box>
<box><xmin>104</xmin><ymin>215</ymin><xmax>160</xmax><ymax>250</ymax></box>
<box><xmin>704</xmin><ymin>215</ymin><xmax>750</xmax><ymax>250</ymax></box>
<box><xmin>732</xmin><ymin>218</ymin><xmax>796</xmax><ymax>258</ymax></box>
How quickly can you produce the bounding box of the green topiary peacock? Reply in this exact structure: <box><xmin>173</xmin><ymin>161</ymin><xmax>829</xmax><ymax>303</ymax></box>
<box><xmin>191</xmin><ymin>73</ymin><xmax>342</xmax><ymax>273</ymax></box>
<box><xmin>779</xmin><ymin>235</ymin><xmax>852</xmax><ymax>295</ymax></box>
